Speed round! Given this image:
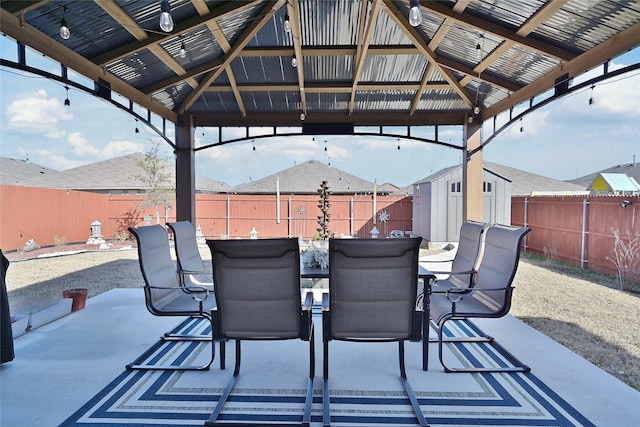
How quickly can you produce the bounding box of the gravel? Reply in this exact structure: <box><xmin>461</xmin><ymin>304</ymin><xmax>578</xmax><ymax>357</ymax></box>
<box><xmin>4</xmin><ymin>244</ymin><xmax>639</xmax><ymax>391</ymax></box>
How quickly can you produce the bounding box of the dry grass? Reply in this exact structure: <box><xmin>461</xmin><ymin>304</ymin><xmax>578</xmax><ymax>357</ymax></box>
<box><xmin>4</xmin><ymin>246</ymin><xmax>639</xmax><ymax>391</ymax></box>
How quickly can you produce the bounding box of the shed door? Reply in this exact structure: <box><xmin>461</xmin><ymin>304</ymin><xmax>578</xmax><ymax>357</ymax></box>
<box><xmin>447</xmin><ymin>180</ymin><xmax>463</xmax><ymax>241</ymax></box>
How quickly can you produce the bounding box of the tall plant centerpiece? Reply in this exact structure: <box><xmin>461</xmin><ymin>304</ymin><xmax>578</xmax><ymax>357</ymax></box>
<box><xmin>317</xmin><ymin>180</ymin><xmax>331</xmax><ymax>240</ymax></box>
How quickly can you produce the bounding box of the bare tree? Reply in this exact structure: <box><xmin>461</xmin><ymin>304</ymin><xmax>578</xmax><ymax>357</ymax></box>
<box><xmin>607</xmin><ymin>228</ymin><xmax>640</xmax><ymax>292</ymax></box>
<box><xmin>136</xmin><ymin>143</ymin><xmax>174</xmax><ymax>224</ymax></box>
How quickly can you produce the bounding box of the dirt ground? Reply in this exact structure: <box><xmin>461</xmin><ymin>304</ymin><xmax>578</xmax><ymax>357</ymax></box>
<box><xmin>3</xmin><ymin>243</ymin><xmax>639</xmax><ymax>391</ymax></box>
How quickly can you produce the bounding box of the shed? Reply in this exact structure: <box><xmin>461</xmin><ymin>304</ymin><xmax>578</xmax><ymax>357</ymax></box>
<box><xmin>413</xmin><ymin>165</ymin><xmax>511</xmax><ymax>243</ymax></box>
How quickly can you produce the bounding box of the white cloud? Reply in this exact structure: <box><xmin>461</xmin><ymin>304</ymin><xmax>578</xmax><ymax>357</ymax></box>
<box><xmin>68</xmin><ymin>133</ymin><xmax>143</xmax><ymax>159</ymax></box>
<box><xmin>5</xmin><ymin>90</ymin><xmax>72</xmax><ymax>138</ymax></box>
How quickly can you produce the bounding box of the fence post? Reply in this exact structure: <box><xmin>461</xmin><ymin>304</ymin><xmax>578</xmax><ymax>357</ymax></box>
<box><xmin>524</xmin><ymin>197</ymin><xmax>529</xmax><ymax>253</ymax></box>
<box><xmin>581</xmin><ymin>198</ymin><xmax>589</xmax><ymax>269</ymax></box>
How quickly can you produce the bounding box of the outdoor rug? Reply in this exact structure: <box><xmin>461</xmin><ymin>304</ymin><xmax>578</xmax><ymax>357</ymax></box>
<box><xmin>60</xmin><ymin>313</ymin><xmax>594</xmax><ymax>426</ymax></box>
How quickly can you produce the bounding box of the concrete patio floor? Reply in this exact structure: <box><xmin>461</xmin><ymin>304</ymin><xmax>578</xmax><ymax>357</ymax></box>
<box><xmin>1</xmin><ymin>288</ymin><xmax>638</xmax><ymax>426</ymax></box>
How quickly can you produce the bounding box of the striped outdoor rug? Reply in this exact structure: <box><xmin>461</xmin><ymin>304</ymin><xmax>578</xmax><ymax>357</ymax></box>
<box><xmin>60</xmin><ymin>314</ymin><xmax>594</xmax><ymax>426</ymax></box>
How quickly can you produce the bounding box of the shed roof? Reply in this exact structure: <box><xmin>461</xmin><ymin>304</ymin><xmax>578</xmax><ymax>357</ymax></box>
<box><xmin>415</xmin><ymin>161</ymin><xmax>586</xmax><ymax>196</ymax></box>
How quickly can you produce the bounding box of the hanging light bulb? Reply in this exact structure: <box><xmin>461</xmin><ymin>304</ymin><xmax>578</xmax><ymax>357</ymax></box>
<box><xmin>284</xmin><ymin>13</ymin><xmax>291</xmax><ymax>33</ymax></box>
<box><xmin>59</xmin><ymin>7</ymin><xmax>70</xmax><ymax>40</ymax></box>
<box><xmin>519</xmin><ymin>118</ymin><xmax>524</xmax><ymax>133</ymax></box>
<box><xmin>159</xmin><ymin>0</ymin><xmax>174</xmax><ymax>32</ymax></box>
<box><xmin>179</xmin><ymin>40</ymin><xmax>186</xmax><ymax>58</ymax></box>
<box><xmin>589</xmin><ymin>85</ymin><xmax>595</xmax><ymax>105</ymax></box>
<box><xmin>291</xmin><ymin>55</ymin><xmax>297</xmax><ymax>68</ymax></box>
<box><xmin>408</xmin><ymin>0</ymin><xmax>422</xmax><ymax>27</ymax></box>
<box><xmin>64</xmin><ymin>86</ymin><xmax>70</xmax><ymax>107</ymax></box>
<box><xmin>135</xmin><ymin>119</ymin><xmax>140</xmax><ymax>134</ymax></box>
<box><xmin>300</xmin><ymin>112</ymin><xmax>305</xmax><ymax>121</ymax></box>
<box><xmin>474</xmin><ymin>105</ymin><xmax>480</xmax><ymax>115</ymax></box>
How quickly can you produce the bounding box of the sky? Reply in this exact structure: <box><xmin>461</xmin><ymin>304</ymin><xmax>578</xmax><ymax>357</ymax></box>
<box><xmin>1</xmin><ymin>36</ymin><xmax>639</xmax><ymax>188</ymax></box>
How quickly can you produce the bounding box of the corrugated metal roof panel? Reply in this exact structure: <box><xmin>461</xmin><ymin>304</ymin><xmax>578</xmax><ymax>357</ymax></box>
<box><xmin>355</xmin><ymin>90</ymin><xmax>414</xmax><ymax>112</ymax></box>
<box><xmin>436</xmin><ymin>24</ymin><xmax>503</xmax><ymax>69</ymax></box>
<box><xmin>107</xmin><ymin>49</ymin><xmax>175</xmax><ymax>88</ymax></box>
<box><xmin>300</xmin><ymin>0</ymin><xmax>361</xmax><ymax>46</ymax></box>
<box><xmin>489</xmin><ymin>47</ymin><xmax>562</xmax><ymax>85</ymax></box>
<box><xmin>466</xmin><ymin>0</ymin><xmax>546</xmax><ymax>29</ymax></box>
<box><xmin>152</xmin><ymin>81</ymin><xmax>192</xmax><ymax>111</ymax></box>
<box><xmin>189</xmin><ymin>90</ymin><xmax>242</xmax><ymax>114</ymax></box>
<box><xmin>231</xmin><ymin>56</ymin><xmax>296</xmax><ymax>84</ymax></box>
<box><xmin>305</xmin><ymin>55</ymin><xmax>354</xmax><ymax>84</ymax></box>
<box><xmin>161</xmin><ymin>26</ymin><xmax>223</xmax><ymax>69</ymax></box>
<box><xmin>369</xmin><ymin>6</ymin><xmax>416</xmax><ymax>45</ymax></box>
<box><xmin>360</xmin><ymin>54</ymin><xmax>427</xmax><ymax>83</ymax></box>
<box><xmin>306</xmin><ymin>93</ymin><xmax>351</xmax><ymax>112</ymax></box>
<box><xmin>241</xmin><ymin>91</ymin><xmax>301</xmax><ymax>114</ymax></box>
<box><xmin>418</xmin><ymin>90</ymin><xmax>469</xmax><ymax>111</ymax></box>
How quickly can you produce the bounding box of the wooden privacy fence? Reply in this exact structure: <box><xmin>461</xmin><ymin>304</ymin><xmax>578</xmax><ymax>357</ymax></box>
<box><xmin>0</xmin><ymin>185</ymin><xmax>413</xmax><ymax>250</ymax></box>
<box><xmin>512</xmin><ymin>195</ymin><xmax>640</xmax><ymax>277</ymax></box>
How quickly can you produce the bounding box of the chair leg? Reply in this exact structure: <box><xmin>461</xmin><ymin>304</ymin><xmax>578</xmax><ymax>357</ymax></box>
<box><xmin>303</xmin><ymin>325</ymin><xmax>315</xmax><ymax>427</ymax></box>
<box><xmin>399</xmin><ymin>341</ymin><xmax>429</xmax><ymax>427</ymax></box>
<box><xmin>126</xmin><ymin>316</ymin><xmax>216</xmax><ymax>371</ymax></box>
<box><xmin>438</xmin><ymin>318</ymin><xmax>530</xmax><ymax>373</ymax></box>
<box><xmin>205</xmin><ymin>340</ymin><xmax>242</xmax><ymax>426</ymax></box>
<box><xmin>322</xmin><ymin>338</ymin><xmax>330</xmax><ymax>426</ymax></box>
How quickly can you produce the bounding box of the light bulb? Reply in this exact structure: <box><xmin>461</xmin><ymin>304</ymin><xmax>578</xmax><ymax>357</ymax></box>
<box><xmin>300</xmin><ymin>112</ymin><xmax>305</xmax><ymax>121</ymax></box>
<box><xmin>180</xmin><ymin>41</ymin><xmax>186</xmax><ymax>58</ymax></box>
<box><xmin>474</xmin><ymin>105</ymin><xmax>480</xmax><ymax>115</ymax></box>
<box><xmin>60</xmin><ymin>18</ymin><xmax>70</xmax><ymax>40</ymax></box>
<box><xmin>408</xmin><ymin>0</ymin><xmax>422</xmax><ymax>27</ymax></box>
<box><xmin>284</xmin><ymin>14</ymin><xmax>291</xmax><ymax>33</ymax></box>
<box><xmin>291</xmin><ymin>56</ymin><xmax>297</xmax><ymax>67</ymax></box>
<box><xmin>159</xmin><ymin>0</ymin><xmax>174</xmax><ymax>32</ymax></box>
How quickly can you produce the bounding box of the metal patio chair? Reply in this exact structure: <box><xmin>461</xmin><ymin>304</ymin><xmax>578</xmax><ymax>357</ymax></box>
<box><xmin>428</xmin><ymin>224</ymin><xmax>532</xmax><ymax>373</ymax></box>
<box><xmin>167</xmin><ymin>221</ymin><xmax>213</xmax><ymax>291</ymax></box>
<box><xmin>205</xmin><ymin>238</ymin><xmax>315</xmax><ymax>426</ymax></box>
<box><xmin>323</xmin><ymin>237</ymin><xmax>428</xmax><ymax>427</ymax></box>
<box><xmin>127</xmin><ymin>224</ymin><xmax>224</xmax><ymax>371</ymax></box>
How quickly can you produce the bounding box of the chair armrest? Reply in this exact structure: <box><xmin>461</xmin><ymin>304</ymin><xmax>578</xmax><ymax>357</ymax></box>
<box><xmin>420</xmin><ymin>258</ymin><xmax>453</xmax><ymax>264</ymax></box>
<box><xmin>445</xmin><ymin>285</ymin><xmax>512</xmax><ymax>302</ymax></box>
<box><xmin>302</xmin><ymin>291</ymin><xmax>314</xmax><ymax>311</ymax></box>
<box><xmin>321</xmin><ymin>293</ymin><xmax>329</xmax><ymax>311</ymax></box>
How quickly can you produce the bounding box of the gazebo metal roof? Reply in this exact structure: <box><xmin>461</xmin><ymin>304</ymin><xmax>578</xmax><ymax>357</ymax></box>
<box><xmin>2</xmin><ymin>0</ymin><xmax>639</xmax><ymax>129</ymax></box>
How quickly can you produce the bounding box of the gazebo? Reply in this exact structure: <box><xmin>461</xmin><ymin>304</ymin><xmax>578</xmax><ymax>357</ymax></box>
<box><xmin>2</xmin><ymin>0</ymin><xmax>639</xmax><ymax>223</ymax></box>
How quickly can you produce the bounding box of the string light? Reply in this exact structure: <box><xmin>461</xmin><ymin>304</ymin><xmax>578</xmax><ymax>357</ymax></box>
<box><xmin>135</xmin><ymin>119</ymin><xmax>139</xmax><ymax>134</ymax></box>
<box><xmin>159</xmin><ymin>0</ymin><xmax>174</xmax><ymax>32</ymax></box>
<box><xmin>519</xmin><ymin>118</ymin><xmax>523</xmax><ymax>133</ymax></box>
<box><xmin>59</xmin><ymin>6</ymin><xmax>70</xmax><ymax>40</ymax></box>
<box><xmin>284</xmin><ymin>13</ymin><xmax>291</xmax><ymax>33</ymax></box>
<box><xmin>64</xmin><ymin>85</ymin><xmax>70</xmax><ymax>106</ymax></box>
<box><xmin>300</xmin><ymin>112</ymin><xmax>305</xmax><ymax>121</ymax></box>
<box><xmin>179</xmin><ymin>39</ymin><xmax>186</xmax><ymax>58</ymax></box>
<box><xmin>397</xmin><ymin>138</ymin><xmax>401</xmax><ymax>150</ymax></box>
<box><xmin>589</xmin><ymin>85</ymin><xmax>595</xmax><ymax>105</ymax></box>
<box><xmin>408</xmin><ymin>0</ymin><xmax>422</xmax><ymax>26</ymax></box>
<box><xmin>291</xmin><ymin>55</ymin><xmax>297</xmax><ymax>67</ymax></box>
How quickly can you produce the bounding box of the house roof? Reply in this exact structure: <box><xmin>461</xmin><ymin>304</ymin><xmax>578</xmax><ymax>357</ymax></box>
<box><xmin>0</xmin><ymin>157</ymin><xmax>60</xmax><ymax>185</ymax></box>
<box><xmin>232</xmin><ymin>159</ymin><xmax>377</xmax><ymax>194</ymax></box>
<box><xmin>589</xmin><ymin>172</ymin><xmax>640</xmax><ymax>193</ymax></box>
<box><xmin>569</xmin><ymin>162</ymin><xmax>640</xmax><ymax>189</ymax></box>
<box><xmin>415</xmin><ymin>161</ymin><xmax>586</xmax><ymax>196</ymax></box>
<box><xmin>15</xmin><ymin>154</ymin><xmax>233</xmax><ymax>193</ymax></box>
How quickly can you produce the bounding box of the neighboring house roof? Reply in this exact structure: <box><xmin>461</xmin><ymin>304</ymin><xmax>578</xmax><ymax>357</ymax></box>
<box><xmin>569</xmin><ymin>162</ymin><xmax>640</xmax><ymax>189</ymax></box>
<box><xmin>0</xmin><ymin>157</ymin><xmax>59</xmax><ymax>185</ymax></box>
<box><xmin>589</xmin><ymin>173</ymin><xmax>640</xmax><ymax>194</ymax></box>
<box><xmin>17</xmin><ymin>153</ymin><xmax>233</xmax><ymax>194</ymax></box>
<box><xmin>415</xmin><ymin>162</ymin><xmax>586</xmax><ymax>197</ymax></box>
<box><xmin>232</xmin><ymin>159</ymin><xmax>377</xmax><ymax>195</ymax></box>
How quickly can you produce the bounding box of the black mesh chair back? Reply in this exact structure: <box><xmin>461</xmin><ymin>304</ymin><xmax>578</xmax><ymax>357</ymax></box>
<box><xmin>205</xmin><ymin>238</ymin><xmax>315</xmax><ymax>426</ymax></box>
<box><xmin>323</xmin><ymin>237</ymin><xmax>427</xmax><ymax>426</ymax></box>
